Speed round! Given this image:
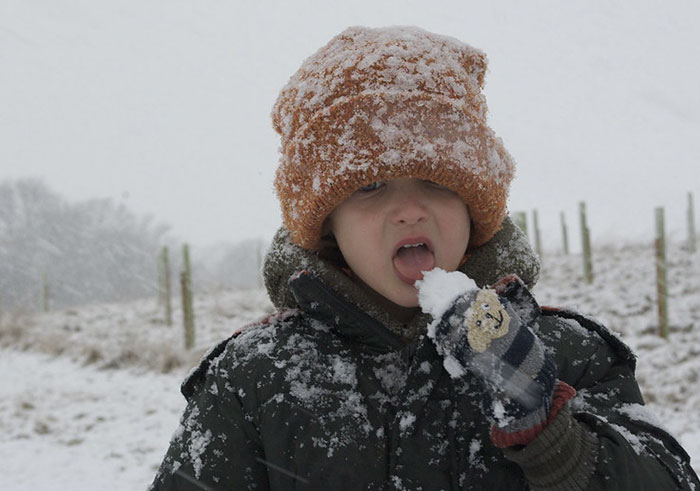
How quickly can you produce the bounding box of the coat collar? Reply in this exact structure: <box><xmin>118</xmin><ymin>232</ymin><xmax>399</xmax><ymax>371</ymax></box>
<box><xmin>288</xmin><ymin>270</ymin><xmax>407</xmax><ymax>353</ymax></box>
<box><xmin>284</xmin><ymin>272</ymin><xmax>540</xmax><ymax>355</ymax></box>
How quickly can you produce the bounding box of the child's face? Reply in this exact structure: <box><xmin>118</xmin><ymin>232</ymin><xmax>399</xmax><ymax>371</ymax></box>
<box><xmin>329</xmin><ymin>177</ymin><xmax>470</xmax><ymax>308</ymax></box>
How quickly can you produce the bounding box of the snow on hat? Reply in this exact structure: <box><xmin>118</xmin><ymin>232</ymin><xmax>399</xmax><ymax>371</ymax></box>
<box><xmin>272</xmin><ymin>26</ymin><xmax>516</xmax><ymax>250</ymax></box>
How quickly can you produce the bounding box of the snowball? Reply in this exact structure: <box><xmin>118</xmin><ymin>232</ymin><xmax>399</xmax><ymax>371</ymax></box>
<box><xmin>416</xmin><ymin>268</ymin><xmax>478</xmax><ymax>318</ymax></box>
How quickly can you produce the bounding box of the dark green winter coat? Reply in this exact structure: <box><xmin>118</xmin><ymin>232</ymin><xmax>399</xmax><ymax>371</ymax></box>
<box><xmin>150</xmin><ymin>220</ymin><xmax>699</xmax><ymax>490</ymax></box>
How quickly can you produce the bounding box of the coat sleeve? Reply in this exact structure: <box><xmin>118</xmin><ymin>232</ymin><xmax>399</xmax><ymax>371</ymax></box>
<box><xmin>148</xmin><ymin>346</ymin><xmax>271</xmax><ymax>491</ymax></box>
<box><xmin>503</xmin><ymin>310</ymin><xmax>699</xmax><ymax>490</ymax></box>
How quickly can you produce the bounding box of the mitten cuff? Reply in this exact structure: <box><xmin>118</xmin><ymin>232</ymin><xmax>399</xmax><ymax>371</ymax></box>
<box><xmin>491</xmin><ymin>380</ymin><xmax>576</xmax><ymax>448</ymax></box>
<box><xmin>501</xmin><ymin>404</ymin><xmax>599</xmax><ymax>491</ymax></box>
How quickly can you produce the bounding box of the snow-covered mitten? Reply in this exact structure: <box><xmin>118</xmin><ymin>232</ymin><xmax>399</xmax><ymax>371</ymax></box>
<box><xmin>417</xmin><ymin>269</ymin><xmax>572</xmax><ymax>448</ymax></box>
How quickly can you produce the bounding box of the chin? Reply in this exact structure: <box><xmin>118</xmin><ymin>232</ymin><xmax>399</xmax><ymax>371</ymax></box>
<box><xmin>389</xmin><ymin>289</ymin><xmax>419</xmax><ymax>308</ymax></box>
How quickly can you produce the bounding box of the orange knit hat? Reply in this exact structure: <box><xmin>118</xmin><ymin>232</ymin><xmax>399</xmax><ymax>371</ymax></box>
<box><xmin>272</xmin><ymin>26</ymin><xmax>515</xmax><ymax>250</ymax></box>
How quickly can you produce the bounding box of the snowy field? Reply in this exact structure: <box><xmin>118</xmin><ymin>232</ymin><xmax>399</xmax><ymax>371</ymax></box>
<box><xmin>1</xmin><ymin>240</ymin><xmax>699</xmax><ymax>490</ymax></box>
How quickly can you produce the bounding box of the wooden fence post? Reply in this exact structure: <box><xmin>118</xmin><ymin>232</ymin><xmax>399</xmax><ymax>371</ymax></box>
<box><xmin>688</xmin><ymin>192</ymin><xmax>697</xmax><ymax>253</ymax></box>
<box><xmin>560</xmin><ymin>212</ymin><xmax>569</xmax><ymax>255</ymax></box>
<box><xmin>157</xmin><ymin>252</ymin><xmax>163</xmax><ymax>307</ymax></box>
<box><xmin>181</xmin><ymin>244</ymin><xmax>195</xmax><ymax>349</ymax></box>
<box><xmin>655</xmin><ymin>207</ymin><xmax>669</xmax><ymax>339</ymax></box>
<box><xmin>41</xmin><ymin>272</ymin><xmax>50</xmax><ymax>312</ymax></box>
<box><xmin>532</xmin><ymin>209</ymin><xmax>542</xmax><ymax>258</ymax></box>
<box><xmin>161</xmin><ymin>246</ymin><xmax>173</xmax><ymax>326</ymax></box>
<box><xmin>579</xmin><ymin>202</ymin><xmax>593</xmax><ymax>284</ymax></box>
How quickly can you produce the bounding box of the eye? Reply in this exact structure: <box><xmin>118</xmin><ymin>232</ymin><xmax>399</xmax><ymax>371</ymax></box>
<box><xmin>357</xmin><ymin>181</ymin><xmax>385</xmax><ymax>193</ymax></box>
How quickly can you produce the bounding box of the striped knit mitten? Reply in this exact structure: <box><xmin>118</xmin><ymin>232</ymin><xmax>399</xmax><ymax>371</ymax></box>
<box><xmin>418</xmin><ymin>270</ymin><xmax>564</xmax><ymax>447</ymax></box>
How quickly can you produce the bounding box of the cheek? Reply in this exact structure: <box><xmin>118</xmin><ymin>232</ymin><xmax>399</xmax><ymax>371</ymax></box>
<box><xmin>330</xmin><ymin>211</ymin><xmax>369</xmax><ymax>263</ymax></box>
<box><xmin>457</xmin><ymin>202</ymin><xmax>471</xmax><ymax>242</ymax></box>
<box><xmin>329</xmin><ymin>210</ymin><xmax>352</xmax><ymax>248</ymax></box>
<box><xmin>441</xmin><ymin>201</ymin><xmax>471</xmax><ymax>262</ymax></box>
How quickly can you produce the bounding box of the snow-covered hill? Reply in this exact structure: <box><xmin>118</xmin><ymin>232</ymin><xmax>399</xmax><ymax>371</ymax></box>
<box><xmin>1</xmin><ymin>239</ymin><xmax>698</xmax><ymax>489</ymax></box>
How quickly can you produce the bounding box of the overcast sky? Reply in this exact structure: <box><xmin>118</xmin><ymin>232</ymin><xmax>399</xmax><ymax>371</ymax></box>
<box><xmin>2</xmin><ymin>0</ymin><xmax>699</xmax><ymax>251</ymax></box>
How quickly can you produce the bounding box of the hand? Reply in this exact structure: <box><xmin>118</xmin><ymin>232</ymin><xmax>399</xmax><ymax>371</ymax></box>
<box><xmin>417</xmin><ymin>269</ymin><xmax>558</xmax><ymax>443</ymax></box>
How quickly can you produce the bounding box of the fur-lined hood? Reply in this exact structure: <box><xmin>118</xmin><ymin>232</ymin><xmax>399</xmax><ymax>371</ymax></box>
<box><xmin>263</xmin><ymin>215</ymin><xmax>539</xmax><ymax>323</ymax></box>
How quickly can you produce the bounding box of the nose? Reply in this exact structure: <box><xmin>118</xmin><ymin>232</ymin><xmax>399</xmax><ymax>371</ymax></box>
<box><xmin>389</xmin><ymin>180</ymin><xmax>428</xmax><ymax>226</ymax></box>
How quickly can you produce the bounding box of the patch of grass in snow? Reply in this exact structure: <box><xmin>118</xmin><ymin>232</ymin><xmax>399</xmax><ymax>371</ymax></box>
<box><xmin>0</xmin><ymin>287</ymin><xmax>274</xmax><ymax>373</ymax></box>
<box><xmin>0</xmin><ymin>310</ymin><xmax>33</xmax><ymax>347</ymax></box>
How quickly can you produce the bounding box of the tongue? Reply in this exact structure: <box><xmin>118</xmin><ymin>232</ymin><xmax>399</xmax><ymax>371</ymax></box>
<box><xmin>393</xmin><ymin>245</ymin><xmax>436</xmax><ymax>283</ymax></box>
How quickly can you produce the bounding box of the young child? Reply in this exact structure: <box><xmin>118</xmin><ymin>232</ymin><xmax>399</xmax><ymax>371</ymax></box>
<box><xmin>150</xmin><ymin>26</ymin><xmax>699</xmax><ymax>490</ymax></box>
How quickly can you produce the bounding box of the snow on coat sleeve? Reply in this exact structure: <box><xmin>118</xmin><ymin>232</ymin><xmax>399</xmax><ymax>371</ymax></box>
<box><xmin>148</xmin><ymin>346</ymin><xmax>270</xmax><ymax>491</ymax></box>
<box><xmin>519</xmin><ymin>309</ymin><xmax>700</xmax><ymax>490</ymax></box>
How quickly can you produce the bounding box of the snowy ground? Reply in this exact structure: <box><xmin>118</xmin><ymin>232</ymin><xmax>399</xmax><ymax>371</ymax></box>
<box><xmin>0</xmin><ymin>350</ymin><xmax>183</xmax><ymax>490</ymax></box>
<box><xmin>1</xmin><ymin>240</ymin><xmax>698</xmax><ymax>490</ymax></box>
<box><xmin>0</xmin><ymin>288</ymin><xmax>274</xmax><ymax>491</ymax></box>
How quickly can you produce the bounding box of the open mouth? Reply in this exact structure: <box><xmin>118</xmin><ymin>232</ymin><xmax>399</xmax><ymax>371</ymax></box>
<box><xmin>392</xmin><ymin>238</ymin><xmax>436</xmax><ymax>285</ymax></box>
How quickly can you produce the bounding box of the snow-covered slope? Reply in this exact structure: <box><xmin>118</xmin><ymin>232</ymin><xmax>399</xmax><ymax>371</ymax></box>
<box><xmin>1</xmin><ymin>240</ymin><xmax>698</xmax><ymax>489</ymax></box>
<box><xmin>0</xmin><ymin>288</ymin><xmax>274</xmax><ymax>373</ymax></box>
